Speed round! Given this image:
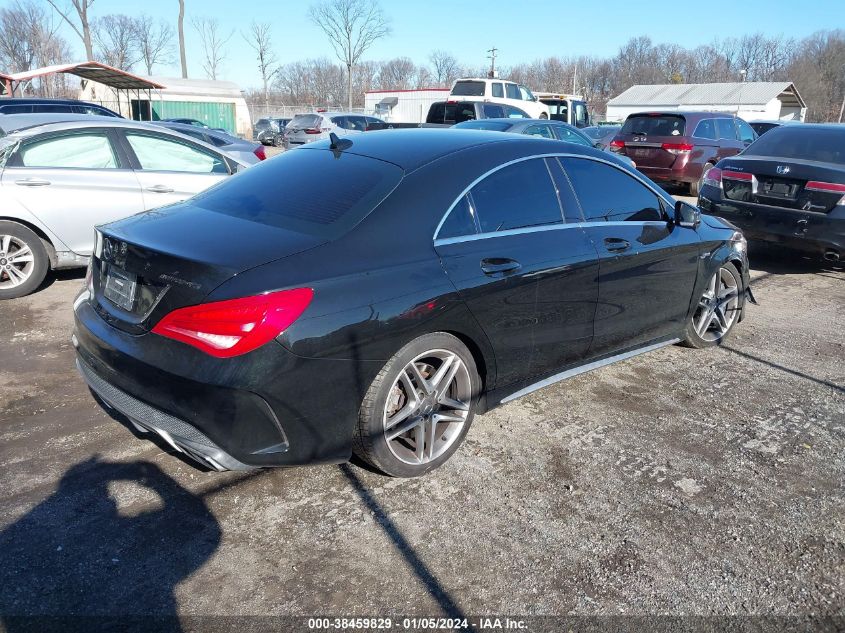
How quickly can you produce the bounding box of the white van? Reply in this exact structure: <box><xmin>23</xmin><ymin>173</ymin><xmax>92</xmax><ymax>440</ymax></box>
<box><xmin>449</xmin><ymin>78</ymin><xmax>550</xmax><ymax>120</ymax></box>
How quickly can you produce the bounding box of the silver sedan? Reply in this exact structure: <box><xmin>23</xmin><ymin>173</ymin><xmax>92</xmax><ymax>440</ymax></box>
<box><xmin>0</xmin><ymin>116</ymin><xmax>250</xmax><ymax>299</ymax></box>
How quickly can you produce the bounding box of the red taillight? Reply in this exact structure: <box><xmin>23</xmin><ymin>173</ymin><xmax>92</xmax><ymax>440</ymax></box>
<box><xmin>609</xmin><ymin>139</ymin><xmax>625</xmax><ymax>151</ymax></box>
<box><xmin>305</xmin><ymin>128</ymin><xmax>321</xmax><ymax>134</ymax></box>
<box><xmin>253</xmin><ymin>145</ymin><xmax>266</xmax><ymax>160</ymax></box>
<box><xmin>152</xmin><ymin>288</ymin><xmax>314</xmax><ymax>358</ymax></box>
<box><xmin>722</xmin><ymin>170</ymin><xmax>752</xmax><ymax>181</ymax></box>
<box><xmin>661</xmin><ymin>142</ymin><xmax>694</xmax><ymax>154</ymax></box>
<box><xmin>703</xmin><ymin>167</ymin><xmax>722</xmax><ymax>188</ymax></box>
<box><xmin>805</xmin><ymin>181</ymin><xmax>845</xmax><ymax>194</ymax></box>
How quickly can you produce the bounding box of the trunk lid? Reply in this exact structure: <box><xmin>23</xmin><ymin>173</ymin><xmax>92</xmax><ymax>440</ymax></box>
<box><xmin>718</xmin><ymin>156</ymin><xmax>845</xmax><ymax>213</ymax></box>
<box><xmin>92</xmin><ymin>203</ymin><xmax>327</xmax><ymax>334</ymax></box>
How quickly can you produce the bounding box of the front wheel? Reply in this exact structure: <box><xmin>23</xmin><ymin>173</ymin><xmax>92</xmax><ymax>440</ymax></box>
<box><xmin>682</xmin><ymin>262</ymin><xmax>742</xmax><ymax>348</ymax></box>
<box><xmin>0</xmin><ymin>221</ymin><xmax>49</xmax><ymax>299</ymax></box>
<box><xmin>353</xmin><ymin>332</ymin><xmax>479</xmax><ymax>477</ymax></box>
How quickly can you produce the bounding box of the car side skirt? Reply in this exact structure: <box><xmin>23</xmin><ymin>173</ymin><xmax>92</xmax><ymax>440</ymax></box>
<box><xmin>491</xmin><ymin>336</ymin><xmax>681</xmax><ymax>406</ymax></box>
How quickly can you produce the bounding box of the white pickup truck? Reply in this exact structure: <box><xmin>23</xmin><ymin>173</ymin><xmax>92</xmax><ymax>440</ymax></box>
<box><xmin>449</xmin><ymin>78</ymin><xmax>550</xmax><ymax>119</ymax></box>
<box><xmin>534</xmin><ymin>92</ymin><xmax>590</xmax><ymax>128</ymax></box>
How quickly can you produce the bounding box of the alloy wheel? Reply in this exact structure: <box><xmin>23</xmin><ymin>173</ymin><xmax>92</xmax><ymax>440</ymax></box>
<box><xmin>382</xmin><ymin>349</ymin><xmax>471</xmax><ymax>465</ymax></box>
<box><xmin>0</xmin><ymin>234</ymin><xmax>35</xmax><ymax>290</ymax></box>
<box><xmin>693</xmin><ymin>267</ymin><xmax>740</xmax><ymax>342</ymax></box>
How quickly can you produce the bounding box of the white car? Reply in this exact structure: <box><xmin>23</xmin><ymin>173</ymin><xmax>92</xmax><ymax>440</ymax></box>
<box><xmin>0</xmin><ymin>115</ymin><xmax>250</xmax><ymax>299</ymax></box>
<box><xmin>449</xmin><ymin>78</ymin><xmax>550</xmax><ymax>120</ymax></box>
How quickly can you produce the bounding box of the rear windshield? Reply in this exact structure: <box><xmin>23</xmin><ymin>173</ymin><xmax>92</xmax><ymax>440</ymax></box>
<box><xmin>454</xmin><ymin>120</ymin><xmax>512</xmax><ymax>132</ymax></box>
<box><xmin>191</xmin><ymin>148</ymin><xmax>403</xmax><ymax>238</ymax></box>
<box><xmin>621</xmin><ymin>114</ymin><xmax>686</xmax><ymax>136</ymax></box>
<box><xmin>451</xmin><ymin>81</ymin><xmax>485</xmax><ymax>97</ymax></box>
<box><xmin>289</xmin><ymin>114</ymin><xmax>321</xmax><ymax>129</ymax></box>
<box><xmin>427</xmin><ymin>102</ymin><xmax>478</xmax><ymax>124</ymax></box>
<box><xmin>743</xmin><ymin>126</ymin><xmax>845</xmax><ymax>165</ymax></box>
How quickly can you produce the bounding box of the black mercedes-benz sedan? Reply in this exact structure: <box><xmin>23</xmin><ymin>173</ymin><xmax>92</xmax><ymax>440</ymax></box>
<box><xmin>73</xmin><ymin>129</ymin><xmax>751</xmax><ymax>477</ymax></box>
<box><xmin>698</xmin><ymin>124</ymin><xmax>845</xmax><ymax>262</ymax></box>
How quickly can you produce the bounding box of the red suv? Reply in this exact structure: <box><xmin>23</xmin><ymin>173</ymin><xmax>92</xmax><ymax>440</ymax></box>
<box><xmin>610</xmin><ymin>112</ymin><xmax>757</xmax><ymax>195</ymax></box>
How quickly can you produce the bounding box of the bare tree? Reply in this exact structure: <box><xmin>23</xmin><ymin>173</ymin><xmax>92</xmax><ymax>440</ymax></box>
<box><xmin>308</xmin><ymin>0</ymin><xmax>391</xmax><ymax>110</ymax></box>
<box><xmin>45</xmin><ymin>0</ymin><xmax>95</xmax><ymax>61</ymax></box>
<box><xmin>135</xmin><ymin>14</ymin><xmax>174</xmax><ymax>75</ymax></box>
<box><xmin>177</xmin><ymin>0</ymin><xmax>187</xmax><ymax>78</ymax></box>
<box><xmin>0</xmin><ymin>0</ymin><xmax>71</xmax><ymax>95</ymax></box>
<box><xmin>191</xmin><ymin>16</ymin><xmax>233</xmax><ymax>80</ymax></box>
<box><xmin>243</xmin><ymin>21</ymin><xmax>278</xmax><ymax>108</ymax></box>
<box><xmin>429</xmin><ymin>50</ymin><xmax>460</xmax><ymax>87</ymax></box>
<box><xmin>92</xmin><ymin>14</ymin><xmax>140</xmax><ymax>70</ymax></box>
<box><xmin>377</xmin><ymin>57</ymin><xmax>415</xmax><ymax>90</ymax></box>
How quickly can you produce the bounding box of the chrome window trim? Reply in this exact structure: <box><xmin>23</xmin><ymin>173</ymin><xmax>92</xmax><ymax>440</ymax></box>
<box><xmin>434</xmin><ymin>220</ymin><xmax>671</xmax><ymax>247</ymax></box>
<box><xmin>432</xmin><ymin>152</ymin><xmax>674</xmax><ymax>243</ymax></box>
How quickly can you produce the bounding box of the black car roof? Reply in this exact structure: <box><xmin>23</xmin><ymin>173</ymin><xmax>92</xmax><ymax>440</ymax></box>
<box><xmin>0</xmin><ymin>98</ymin><xmax>90</xmax><ymax>104</ymax></box>
<box><xmin>299</xmin><ymin>128</ymin><xmax>607</xmax><ymax>172</ymax></box>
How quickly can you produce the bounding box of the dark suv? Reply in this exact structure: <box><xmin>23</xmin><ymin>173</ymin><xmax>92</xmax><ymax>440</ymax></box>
<box><xmin>0</xmin><ymin>98</ymin><xmax>120</xmax><ymax>117</ymax></box>
<box><xmin>424</xmin><ymin>100</ymin><xmax>529</xmax><ymax>126</ymax></box>
<box><xmin>610</xmin><ymin>112</ymin><xmax>757</xmax><ymax>195</ymax></box>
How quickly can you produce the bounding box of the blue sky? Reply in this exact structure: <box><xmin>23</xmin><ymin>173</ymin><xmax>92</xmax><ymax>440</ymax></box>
<box><xmin>45</xmin><ymin>0</ymin><xmax>838</xmax><ymax>88</ymax></box>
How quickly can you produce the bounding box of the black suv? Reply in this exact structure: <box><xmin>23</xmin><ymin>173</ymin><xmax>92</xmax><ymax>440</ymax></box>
<box><xmin>0</xmin><ymin>98</ymin><xmax>120</xmax><ymax>117</ymax></box>
<box><xmin>424</xmin><ymin>100</ymin><xmax>529</xmax><ymax>126</ymax></box>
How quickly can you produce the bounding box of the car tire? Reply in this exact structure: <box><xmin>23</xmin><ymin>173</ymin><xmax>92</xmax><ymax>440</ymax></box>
<box><xmin>681</xmin><ymin>261</ymin><xmax>743</xmax><ymax>349</ymax></box>
<box><xmin>353</xmin><ymin>332</ymin><xmax>480</xmax><ymax>477</ymax></box>
<box><xmin>690</xmin><ymin>163</ymin><xmax>714</xmax><ymax>197</ymax></box>
<box><xmin>0</xmin><ymin>221</ymin><xmax>49</xmax><ymax>300</ymax></box>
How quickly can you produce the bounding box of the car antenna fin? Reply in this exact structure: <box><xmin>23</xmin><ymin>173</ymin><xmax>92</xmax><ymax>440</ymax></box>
<box><xmin>329</xmin><ymin>132</ymin><xmax>341</xmax><ymax>149</ymax></box>
<box><xmin>328</xmin><ymin>132</ymin><xmax>353</xmax><ymax>156</ymax></box>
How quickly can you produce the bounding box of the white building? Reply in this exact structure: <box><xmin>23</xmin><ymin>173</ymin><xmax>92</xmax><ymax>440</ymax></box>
<box><xmin>365</xmin><ymin>88</ymin><xmax>451</xmax><ymax>124</ymax></box>
<box><xmin>605</xmin><ymin>82</ymin><xmax>807</xmax><ymax>123</ymax></box>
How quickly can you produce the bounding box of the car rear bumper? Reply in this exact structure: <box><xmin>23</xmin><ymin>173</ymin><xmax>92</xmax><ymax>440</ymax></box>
<box><xmin>699</xmin><ymin>186</ymin><xmax>845</xmax><ymax>258</ymax></box>
<box><xmin>73</xmin><ymin>298</ymin><xmax>364</xmax><ymax>470</ymax></box>
<box><xmin>635</xmin><ymin>160</ymin><xmax>703</xmax><ymax>184</ymax></box>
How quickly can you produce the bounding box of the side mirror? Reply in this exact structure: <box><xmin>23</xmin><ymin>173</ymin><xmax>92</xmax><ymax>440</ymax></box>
<box><xmin>674</xmin><ymin>200</ymin><xmax>701</xmax><ymax>229</ymax></box>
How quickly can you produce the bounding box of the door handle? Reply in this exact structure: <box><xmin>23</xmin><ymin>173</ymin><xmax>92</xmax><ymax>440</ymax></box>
<box><xmin>603</xmin><ymin>237</ymin><xmax>630</xmax><ymax>252</ymax></box>
<box><xmin>145</xmin><ymin>185</ymin><xmax>174</xmax><ymax>193</ymax></box>
<box><xmin>480</xmin><ymin>258</ymin><xmax>521</xmax><ymax>275</ymax></box>
<box><xmin>15</xmin><ymin>178</ymin><xmax>51</xmax><ymax>187</ymax></box>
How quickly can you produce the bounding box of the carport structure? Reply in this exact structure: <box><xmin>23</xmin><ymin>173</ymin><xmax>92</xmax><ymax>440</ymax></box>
<box><xmin>1</xmin><ymin>62</ymin><xmax>165</xmax><ymax>119</ymax></box>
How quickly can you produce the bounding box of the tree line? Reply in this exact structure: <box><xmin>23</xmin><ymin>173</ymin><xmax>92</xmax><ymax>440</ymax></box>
<box><xmin>1</xmin><ymin>0</ymin><xmax>842</xmax><ymax>121</ymax></box>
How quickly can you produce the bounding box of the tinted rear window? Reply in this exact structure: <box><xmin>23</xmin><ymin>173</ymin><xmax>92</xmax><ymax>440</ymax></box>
<box><xmin>451</xmin><ymin>81</ymin><xmax>485</xmax><ymax>96</ymax></box>
<box><xmin>289</xmin><ymin>114</ymin><xmax>321</xmax><ymax>128</ymax></box>
<box><xmin>621</xmin><ymin>114</ymin><xmax>686</xmax><ymax>136</ymax></box>
<box><xmin>191</xmin><ymin>148</ymin><xmax>403</xmax><ymax>238</ymax></box>
<box><xmin>743</xmin><ymin>127</ymin><xmax>845</xmax><ymax>165</ymax></box>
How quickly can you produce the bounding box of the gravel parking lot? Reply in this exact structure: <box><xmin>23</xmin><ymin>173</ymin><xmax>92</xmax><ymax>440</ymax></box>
<box><xmin>1</xmin><ymin>233</ymin><xmax>843</xmax><ymax>626</ymax></box>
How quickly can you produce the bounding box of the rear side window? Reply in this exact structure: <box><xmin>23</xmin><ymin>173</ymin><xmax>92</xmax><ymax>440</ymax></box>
<box><xmin>743</xmin><ymin>127</ymin><xmax>845</xmax><ymax>165</ymax></box>
<box><xmin>492</xmin><ymin>83</ymin><xmax>504</xmax><ymax>98</ymax></box>
<box><xmin>0</xmin><ymin>105</ymin><xmax>32</xmax><ymax>114</ymax></box>
<box><xmin>19</xmin><ymin>133</ymin><xmax>117</xmax><ymax>169</ymax></box>
<box><xmin>438</xmin><ymin>195</ymin><xmax>477</xmax><ymax>239</ymax></box>
<box><xmin>693</xmin><ymin>119</ymin><xmax>716</xmax><ymax>139</ymax></box>
<box><xmin>126</xmin><ymin>133</ymin><xmax>228</xmax><ymax>174</ymax></box>
<box><xmin>716</xmin><ymin>118</ymin><xmax>737</xmax><ymax>140</ymax></box>
<box><xmin>736</xmin><ymin>119</ymin><xmax>756</xmax><ymax>144</ymax></box>
<box><xmin>621</xmin><ymin>114</ymin><xmax>686</xmax><ymax>136</ymax></box>
<box><xmin>448</xmin><ymin>103</ymin><xmax>478</xmax><ymax>123</ymax></box>
<box><xmin>470</xmin><ymin>158</ymin><xmax>563</xmax><ymax>233</ymax></box>
<box><xmin>192</xmin><ymin>149</ymin><xmax>404</xmax><ymax>239</ymax></box>
<box><xmin>554</xmin><ymin>126</ymin><xmax>591</xmax><ymax>146</ymax></box>
<box><xmin>451</xmin><ymin>81</ymin><xmax>485</xmax><ymax>96</ymax></box>
<box><xmin>482</xmin><ymin>104</ymin><xmax>505</xmax><ymax>118</ymax></box>
<box><xmin>525</xmin><ymin>125</ymin><xmax>554</xmax><ymax>139</ymax></box>
<box><xmin>561</xmin><ymin>157</ymin><xmax>663</xmax><ymax>222</ymax></box>
<box><xmin>505</xmin><ymin>84</ymin><xmax>520</xmax><ymax>100</ymax></box>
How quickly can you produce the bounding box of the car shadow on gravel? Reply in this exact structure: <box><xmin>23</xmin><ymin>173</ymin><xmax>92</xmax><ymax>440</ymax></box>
<box><xmin>720</xmin><ymin>345</ymin><xmax>844</xmax><ymax>395</ymax></box>
<box><xmin>0</xmin><ymin>457</ymin><xmax>221</xmax><ymax>632</ymax></box>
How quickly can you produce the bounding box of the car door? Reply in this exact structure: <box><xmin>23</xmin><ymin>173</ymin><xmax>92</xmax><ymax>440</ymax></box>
<box><xmin>559</xmin><ymin>156</ymin><xmax>701</xmax><ymax>354</ymax></box>
<box><xmin>119</xmin><ymin>130</ymin><xmax>232</xmax><ymax>209</ymax></box>
<box><xmin>434</xmin><ymin>157</ymin><xmax>599</xmax><ymax>387</ymax></box>
<box><xmin>0</xmin><ymin>128</ymin><xmax>144</xmax><ymax>255</ymax></box>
